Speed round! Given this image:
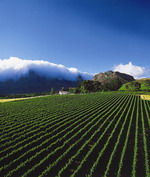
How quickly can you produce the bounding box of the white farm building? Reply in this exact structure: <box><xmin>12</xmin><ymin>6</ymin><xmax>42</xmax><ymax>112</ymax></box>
<box><xmin>59</xmin><ymin>91</ymin><xmax>70</xmax><ymax>95</ymax></box>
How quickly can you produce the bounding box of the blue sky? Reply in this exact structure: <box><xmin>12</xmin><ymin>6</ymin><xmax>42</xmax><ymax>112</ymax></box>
<box><xmin>0</xmin><ymin>0</ymin><xmax>150</xmax><ymax>77</ymax></box>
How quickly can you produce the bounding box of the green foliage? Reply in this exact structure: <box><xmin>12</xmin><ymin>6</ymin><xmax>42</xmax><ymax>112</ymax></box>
<box><xmin>69</xmin><ymin>87</ymin><xmax>80</xmax><ymax>94</ymax></box>
<box><xmin>76</xmin><ymin>75</ymin><xmax>84</xmax><ymax>87</ymax></box>
<box><xmin>80</xmin><ymin>78</ymin><xmax>123</xmax><ymax>93</ymax></box>
<box><xmin>50</xmin><ymin>87</ymin><xmax>55</xmax><ymax>95</ymax></box>
<box><xmin>80</xmin><ymin>80</ymin><xmax>103</xmax><ymax>93</ymax></box>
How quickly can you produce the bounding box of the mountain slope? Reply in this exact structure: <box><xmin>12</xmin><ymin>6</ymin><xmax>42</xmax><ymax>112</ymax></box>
<box><xmin>0</xmin><ymin>71</ymin><xmax>79</xmax><ymax>94</ymax></box>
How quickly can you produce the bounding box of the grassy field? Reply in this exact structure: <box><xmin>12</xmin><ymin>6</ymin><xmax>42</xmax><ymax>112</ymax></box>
<box><xmin>0</xmin><ymin>95</ymin><xmax>49</xmax><ymax>103</ymax></box>
<box><xmin>0</xmin><ymin>98</ymin><xmax>29</xmax><ymax>103</ymax></box>
<box><xmin>0</xmin><ymin>93</ymin><xmax>149</xmax><ymax>177</ymax></box>
<box><xmin>141</xmin><ymin>95</ymin><xmax>150</xmax><ymax>100</ymax></box>
<box><xmin>119</xmin><ymin>79</ymin><xmax>150</xmax><ymax>91</ymax></box>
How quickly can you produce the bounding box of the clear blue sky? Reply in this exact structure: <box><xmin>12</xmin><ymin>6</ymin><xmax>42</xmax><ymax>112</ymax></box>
<box><xmin>0</xmin><ymin>0</ymin><xmax>150</xmax><ymax>76</ymax></box>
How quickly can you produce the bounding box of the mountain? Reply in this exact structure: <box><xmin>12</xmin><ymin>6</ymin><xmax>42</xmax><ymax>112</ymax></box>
<box><xmin>0</xmin><ymin>70</ymin><xmax>79</xmax><ymax>95</ymax></box>
<box><xmin>92</xmin><ymin>70</ymin><xmax>135</xmax><ymax>90</ymax></box>
<box><xmin>0</xmin><ymin>70</ymin><xmax>136</xmax><ymax>95</ymax></box>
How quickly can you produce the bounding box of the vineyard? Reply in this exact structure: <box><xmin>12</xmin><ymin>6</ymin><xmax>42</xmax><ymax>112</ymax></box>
<box><xmin>0</xmin><ymin>93</ymin><xmax>149</xmax><ymax>177</ymax></box>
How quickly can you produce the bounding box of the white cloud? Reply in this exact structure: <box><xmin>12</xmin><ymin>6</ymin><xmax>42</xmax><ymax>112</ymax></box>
<box><xmin>0</xmin><ymin>57</ymin><xmax>93</xmax><ymax>81</ymax></box>
<box><xmin>113</xmin><ymin>62</ymin><xmax>146</xmax><ymax>79</ymax></box>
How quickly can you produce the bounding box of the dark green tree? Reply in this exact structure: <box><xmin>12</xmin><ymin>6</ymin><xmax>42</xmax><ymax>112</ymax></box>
<box><xmin>80</xmin><ymin>80</ymin><xmax>103</xmax><ymax>93</ymax></box>
<box><xmin>125</xmin><ymin>84</ymin><xmax>129</xmax><ymax>90</ymax></box>
<box><xmin>76</xmin><ymin>75</ymin><xmax>84</xmax><ymax>87</ymax></box>
<box><xmin>50</xmin><ymin>87</ymin><xmax>54</xmax><ymax>95</ymax></box>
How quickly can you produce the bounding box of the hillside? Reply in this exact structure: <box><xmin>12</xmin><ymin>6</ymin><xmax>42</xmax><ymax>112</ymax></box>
<box><xmin>92</xmin><ymin>71</ymin><xmax>134</xmax><ymax>91</ymax></box>
<box><xmin>119</xmin><ymin>78</ymin><xmax>150</xmax><ymax>91</ymax></box>
<box><xmin>136</xmin><ymin>78</ymin><xmax>150</xmax><ymax>81</ymax></box>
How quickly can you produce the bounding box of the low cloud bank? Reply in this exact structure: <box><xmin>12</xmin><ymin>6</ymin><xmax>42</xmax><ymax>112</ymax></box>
<box><xmin>0</xmin><ymin>57</ymin><xmax>93</xmax><ymax>82</ymax></box>
<box><xmin>113</xmin><ymin>62</ymin><xmax>146</xmax><ymax>79</ymax></box>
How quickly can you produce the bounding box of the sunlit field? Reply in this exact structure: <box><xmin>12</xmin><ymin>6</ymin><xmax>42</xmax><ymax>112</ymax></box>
<box><xmin>141</xmin><ymin>95</ymin><xmax>150</xmax><ymax>100</ymax></box>
<box><xmin>0</xmin><ymin>98</ymin><xmax>29</xmax><ymax>102</ymax></box>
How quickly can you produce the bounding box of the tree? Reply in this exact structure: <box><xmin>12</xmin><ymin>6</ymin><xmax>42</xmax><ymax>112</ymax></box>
<box><xmin>76</xmin><ymin>75</ymin><xmax>84</xmax><ymax>87</ymax></box>
<box><xmin>50</xmin><ymin>87</ymin><xmax>54</xmax><ymax>95</ymax></box>
<box><xmin>80</xmin><ymin>85</ymin><xmax>86</xmax><ymax>93</ymax></box>
<box><xmin>69</xmin><ymin>87</ymin><xmax>81</xmax><ymax>94</ymax></box>
<box><xmin>80</xmin><ymin>80</ymin><xmax>103</xmax><ymax>93</ymax></box>
<box><xmin>125</xmin><ymin>84</ymin><xmax>129</xmax><ymax>90</ymax></box>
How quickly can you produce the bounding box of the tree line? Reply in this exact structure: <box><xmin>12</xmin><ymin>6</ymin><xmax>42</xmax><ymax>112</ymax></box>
<box><xmin>69</xmin><ymin>79</ymin><xmax>150</xmax><ymax>93</ymax></box>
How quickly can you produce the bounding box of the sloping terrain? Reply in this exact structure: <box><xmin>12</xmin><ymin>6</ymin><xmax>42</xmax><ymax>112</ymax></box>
<box><xmin>93</xmin><ymin>71</ymin><xmax>134</xmax><ymax>83</ymax></box>
<box><xmin>93</xmin><ymin>71</ymin><xmax>135</xmax><ymax>91</ymax></box>
<box><xmin>119</xmin><ymin>79</ymin><xmax>150</xmax><ymax>91</ymax></box>
<box><xmin>0</xmin><ymin>71</ymin><xmax>78</xmax><ymax>94</ymax></box>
